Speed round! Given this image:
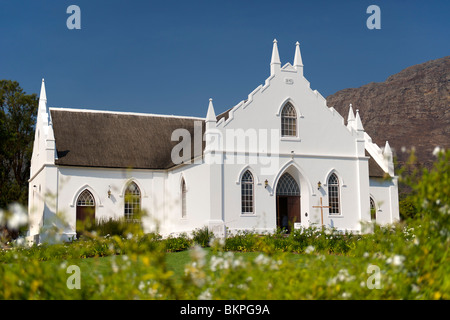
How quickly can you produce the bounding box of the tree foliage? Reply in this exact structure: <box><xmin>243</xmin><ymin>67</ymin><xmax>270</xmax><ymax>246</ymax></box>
<box><xmin>0</xmin><ymin>80</ymin><xmax>38</xmax><ymax>208</ymax></box>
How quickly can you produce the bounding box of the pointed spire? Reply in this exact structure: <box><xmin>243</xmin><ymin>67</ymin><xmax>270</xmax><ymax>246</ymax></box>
<box><xmin>383</xmin><ymin>141</ymin><xmax>394</xmax><ymax>176</ymax></box>
<box><xmin>206</xmin><ymin>98</ymin><xmax>216</xmax><ymax>123</ymax></box>
<box><xmin>39</xmin><ymin>78</ymin><xmax>47</xmax><ymax>103</ymax></box>
<box><xmin>293</xmin><ymin>41</ymin><xmax>303</xmax><ymax>68</ymax></box>
<box><xmin>347</xmin><ymin>104</ymin><xmax>356</xmax><ymax>125</ymax></box>
<box><xmin>270</xmin><ymin>39</ymin><xmax>281</xmax><ymax>75</ymax></box>
<box><xmin>383</xmin><ymin>141</ymin><xmax>392</xmax><ymax>156</ymax></box>
<box><xmin>38</xmin><ymin>79</ymin><xmax>49</xmax><ymax>126</ymax></box>
<box><xmin>355</xmin><ymin>109</ymin><xmax>364</xmax><ymax>132</ymax></box>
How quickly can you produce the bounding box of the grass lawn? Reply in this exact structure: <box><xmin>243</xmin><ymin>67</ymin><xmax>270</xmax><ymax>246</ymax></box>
<box><xmin>71</xmin><ymin>249</ymin><xmax>353</xmax><ymax>286</ymax></box>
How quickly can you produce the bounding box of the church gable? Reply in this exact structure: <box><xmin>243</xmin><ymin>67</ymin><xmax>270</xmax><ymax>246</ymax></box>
<box><xmin>212</xmin><ymin>40</ymin><xmax>359</xmax><ymax>157</ymax></box>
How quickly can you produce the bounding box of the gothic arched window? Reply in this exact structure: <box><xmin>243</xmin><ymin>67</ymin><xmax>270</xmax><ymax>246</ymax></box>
<box><xmin>124</xmin><ymin>182</ymin><xmax>141</xmax><ymax>221</ymax></box>
<box><xmin>281</xmin><ymin>102</ymin><xmax>297</xmax><ymax>137</ymax></box>
<box><xmin>241</xmin><ymin>170</ymin><xmax>254</xmax><ymax>214</ymax></box>
<box><xmin>77</xmin><ymin>190</ymin><xmax>95</xmax><ymax>207</ymax></box>
<box><xmin>276</xmin><ymin>172</ymin><xmax>300</xmax><ymax>196</ymax></box>
<box><xmin>328</xmin><ymin>173</ymin><xmax>340</xmax><ymax>215</ymax></box>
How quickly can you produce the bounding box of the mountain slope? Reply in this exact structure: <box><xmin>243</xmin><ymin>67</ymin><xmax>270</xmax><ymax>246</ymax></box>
<box><xmin>326</xmin><ymin>56</ymin><xmax>450</xmax><ymax>169</ymax></box>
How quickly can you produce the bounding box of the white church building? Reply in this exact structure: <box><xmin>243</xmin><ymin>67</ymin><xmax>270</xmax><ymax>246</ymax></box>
<box><xmin>27</xmin><ymin>40</ymin><xmax>399</xmax><ymax>243</ymax></box>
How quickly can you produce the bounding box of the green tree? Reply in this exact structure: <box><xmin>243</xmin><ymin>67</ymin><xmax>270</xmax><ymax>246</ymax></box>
<box><xmin>0</xmin><ymin>80</ymin><xmax>38</xmax><ymax>208</ymax></box>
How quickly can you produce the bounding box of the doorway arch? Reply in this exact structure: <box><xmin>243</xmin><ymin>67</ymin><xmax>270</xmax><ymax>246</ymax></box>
<box><xmin>76</xmin><ymin>189</ymin><xmax>96</xmax><ymax>238</ymax></box>
<box><xmin>276</xmin><ymin>172</ymin><xmax>300</xmax><ymax>233</ymax></box>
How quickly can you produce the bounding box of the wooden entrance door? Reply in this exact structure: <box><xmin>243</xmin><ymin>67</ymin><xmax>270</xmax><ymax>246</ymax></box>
<box><xmin>76</xmin><ymin>190</ymin><xmax>95</xmax><ymax>238</ymax></box>
<box><xmin>276</xmin><ymin>172</ymin><xmax>301</xmax><ymax>233</ymax></box>
<box><xmin>277</xmin><ymin>196</ymin><xmax>300</xmax><ymax>233</ymax></box>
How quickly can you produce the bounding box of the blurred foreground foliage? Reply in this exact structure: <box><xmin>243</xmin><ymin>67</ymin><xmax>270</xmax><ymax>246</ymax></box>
<box><xmin>0</xmin><ymin>151</ymin><xmax>448</xmax><ymax>299</ymax></box>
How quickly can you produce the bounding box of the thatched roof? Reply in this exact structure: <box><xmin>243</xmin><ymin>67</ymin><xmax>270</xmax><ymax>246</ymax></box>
<box><xmin>50</xmin><ymin>109</ymin><xmax>204</xmax><ymax>169</ymax></box>
<box><xmin>50</xmin><ymin>108</ymin><xmax>387</xmax><ymax>177</ymax></box>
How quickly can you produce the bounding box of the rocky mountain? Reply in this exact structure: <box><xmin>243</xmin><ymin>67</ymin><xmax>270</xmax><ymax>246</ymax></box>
<box><xmin>326</xmin><ymin>56</ymin><xmax>450</xmax><ymax>170</ymax></box>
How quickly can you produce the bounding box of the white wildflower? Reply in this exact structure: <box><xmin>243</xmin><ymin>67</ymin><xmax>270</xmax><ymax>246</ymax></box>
<box><xmin>341</xmin><ymin>292</ymin><xmax>351</xmax><ymax>299</ymax></box>
<box><xmin>317</xmin><ymin>254</ymin><xmax>326</xmax><ymax>261</ymax></box>
<box><xmin>198</xmin><ymin>289</ymin><xmax>212</xmax><ymax>300</ymax></box>
<box><xmin>111</xmin><ymin>258</ymin><xmax>119</xmax><ymax>273</ymax></box>
<box><xmin>13</xmin><ymin>237</ymin><xmax>25</xmax><ymax>247</ymax></box>
<box><xmin>328</xmin><ymin>269</ymin><xmax>355</xmax><ymax>286</ymax></box>
<box><xmin>237</xmin><ymin>283</ymin><xmax>249</xmax><ymax>291</ymax></box>
<box><xmin>305</xmin><ymin>245</ymin><xmax>315</xmax><ymax>254</ymax></box>
<box><xmin>232</xmin><ymin>258</ymin><xmax>243</xmax><ymax>268</ymax></box>
<box><xmin>209</xmin><ymin>255</ymin><xmax>223</xmax><ymax>272</ymax></box>
<box><xmin>7</xmin><ymin>203</ymin><xmax>28</xmax><ymax>230</ymax></box>
<box><xmin>386</xmin><ymin>255</ymin><xmax>405</xmax><ymax>267</ymax></box>
<box><xmin>254</xmin><ymin>253</ymin><xmax>271</xmax><ymax>266</ymax></box>
<box><xmin>432</xmin><ymin>146</ymin><xmax>441</xmax><ymax>156</ymax></box>
<box><xmin>190</xmin><ymin>245</ymin><xmax>206</xmax><ymax>268</ymax></box>
<box><xmin>209</xmin><ymin>237</ymin><xmax>225</xmax><ymax>248</ymax></box>
<box><xmin>0</xmin><ymin>209</ymin><xmax>4</xmax><ymax>225</ymax></box>
<box><xmin>440</xmin><ymin>204</ymin><xmax>449</xmax><ymax>215</ymax></box>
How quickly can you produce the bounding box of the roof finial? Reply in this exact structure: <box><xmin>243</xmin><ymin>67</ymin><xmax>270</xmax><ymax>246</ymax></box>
<box><xmin>384</xmin><ymin>141</ymin><xmax>392</xmax><ymax>155</ymax></box>
<box><xmin>346</xmin><ymin>104</ymin><xmax>356</xmax><ymax>130</ymax></box>
<box><xmin>39</xmin><ymin>78</ymin><xmax>47</xmax><ymax>103</ymax></box>
<box><xmin>293</xmin><ymin>41</ymin><xmax>303</xmax><ymax>69</ymax></box>
<box><xmin>270</xmin><ymin>39</ymin><xmax>281</xmax><ymax>75</ymax></box>
<box><xmin>348</xmin><ymin>104</ymin><xmax>355</xmax><ymax>121</ymax></box>
<box><xmin>206</xmin><ymin>98</ymin><xmax>216</xmax><ymax>123</ymax></box>
<box><xmin>37</xmin><ymin>78</ymin><xmax>49</xmax><ymax>126</ymax></box>
<box><xmin>355</xmin><ymin>109</ymin><xmax>364</xmax><ymax>132</ymax></box>
<box><xmin>383</xmin><ymin>141</ymin><xmax>394</xmax><ymax>176</ymax></box>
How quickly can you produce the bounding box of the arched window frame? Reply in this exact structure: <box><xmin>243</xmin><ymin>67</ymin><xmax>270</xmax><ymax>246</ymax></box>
<box><xmin>70</xmin><ymin>185</ymin><xmax>103</xmax><ymax>208</ymax></box>
<box><xmin>124</xmin><ymin>182</ymin><xmax>141</xmax><ymax>221</ymax></box>
<box><xmin>280</xmin><ymin>102</ymin><xmax>298</xmax><ymax>138</ymax></box>
<box><xmin>327</xmin><ymin>173</ymin><xmax>340</xmax><ymax>215</ymax></box>
<box><xmin>276</xmin><ymin>172</ymin><xmax>300</xmax><ymax>196</ymax></box>
<box><xmin>77</xmin><ymin>189</ymin><xmax>95</xmax><ymax>207</ymax></box>
<box><xmin>241</xmin><ymin>170</ymin><xmax>254</xmax><ymax>215</ymax></box>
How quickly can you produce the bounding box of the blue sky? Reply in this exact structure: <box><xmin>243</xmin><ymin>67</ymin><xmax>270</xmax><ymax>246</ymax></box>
<box><xmin>1</xmin><ymin>0</ymin><xmax>449</xmax><ymax>118</ymax></box>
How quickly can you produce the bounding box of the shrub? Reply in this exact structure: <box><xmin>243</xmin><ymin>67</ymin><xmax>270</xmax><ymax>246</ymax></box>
<box><xmin>224</xmin><ymin>230</ymin><xmax>258</xmax><ymax>252</ymax></box>
<box><xmin>191</xmin><ymin>226</ymin><xmax>214</xmax><ymax>247</ymax></box>
<box><xmin>164</xmin><ymin>233</ymin><xmax>192</xmax><ymax>252</ymax></box>
<box><xmin>84</xmin><ymin>217</ymin><xmax>143</xmax><ymax>238</ymax></box>
<box><xmin>399</xmin><ymin>197</ymin><xmax>418</xmax><ymax>220</ymax></box>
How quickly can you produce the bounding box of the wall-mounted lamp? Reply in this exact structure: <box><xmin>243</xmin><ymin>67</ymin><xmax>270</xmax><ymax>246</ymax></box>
<box><xmin>107</xmin><ymin>186</ymin><xmax>112</xmax><ymax>198</ymax></box>
<box><xmin>317</xmin><ymin>181</ymin><xmax>322</xmax><ymax>190</ymax></box>
<box><xmin>265</xmin><ymin>179</ymin><xmax>269</xmax><ymax>188</ymax></box>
